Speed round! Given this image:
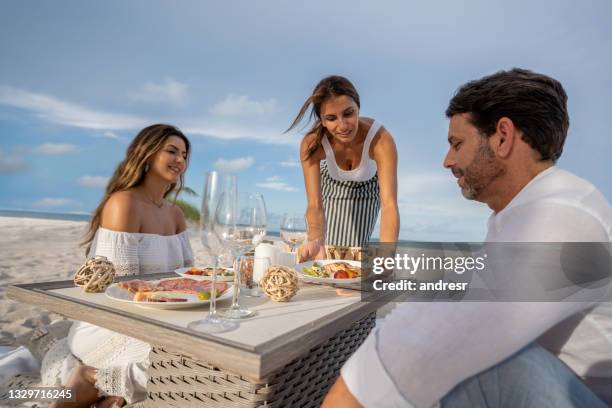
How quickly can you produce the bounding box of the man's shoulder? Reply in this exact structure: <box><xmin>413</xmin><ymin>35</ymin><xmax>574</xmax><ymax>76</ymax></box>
<box><xmin>541</xmin><ymin>168</ymin><xmax>600</xmax><ymax>198</ymax></box>
<box><xmin>518</xmin><ymin>168</ymin><xmax>609</xmax><ymax>221</ymax></box>
<box><xmin>492</xmin><ymin>169</ymin><xmax>611</xmax><ymax>241</ymax></box>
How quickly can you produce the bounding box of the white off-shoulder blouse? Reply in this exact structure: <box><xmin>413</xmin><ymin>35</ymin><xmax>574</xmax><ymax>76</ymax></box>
<box><xmin>90</xmin><ymin>227</ymin><xmax>194</xmax><ymax>275</ymax></box>
<box><xmin>41</xmin><ymin>228</ymin><xmax>194</xmax><ymax>403</ymax></box>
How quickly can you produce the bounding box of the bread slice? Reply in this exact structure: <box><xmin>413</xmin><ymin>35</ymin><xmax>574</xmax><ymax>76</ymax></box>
<box><xmin>133</xmin><ymin>290</ymin><xmax>191</xmax><ymax>302</ymax></box>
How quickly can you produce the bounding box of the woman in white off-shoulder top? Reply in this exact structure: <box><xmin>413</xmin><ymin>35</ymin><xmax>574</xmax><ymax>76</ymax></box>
<box><xmin>45</xmin><ymin>124</ymin><xmax>194</xmax><ymax>408</ymax></box>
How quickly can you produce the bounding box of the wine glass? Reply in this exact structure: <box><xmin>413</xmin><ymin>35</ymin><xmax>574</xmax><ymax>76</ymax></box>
<box><xmin>218</xmin><ymin>192</ymin><xmax>267</xmax><ymax>319</ymax></box>
<box><xmin>188</xmin><ymin>172</ymin><xmax>238</xmax><ymax>333</ymax></box>
<box><xmin>280</xmin><ymin>213</ymin><xmax>307</xmax><ymax>253</ymax></box>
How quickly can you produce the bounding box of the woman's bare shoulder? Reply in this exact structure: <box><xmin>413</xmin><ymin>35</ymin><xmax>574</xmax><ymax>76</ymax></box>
<box><xmin>300</xmin><ymin>132</ymin><xmax>325</xmax><ymax>162</ymax></box>
<box><xmin>370</xmin><ymin>126</ymin><xmax>397</xmax><ymax>159</ymax></box>
<box><xmin>170</xmin><ymin>202</ymin><xmax>188</xmax><ymax>233</ymax></box>
<box><xmin>101</xmin><ymin>190</ymin><xmax>142</xmax><ymax>232</ymax></box>
<box><xmin>300</xmin><ymin>132</ymin><xmax>319</xmax><ymax>148</ymax></box>
<box><xmin>359</xmin><ymin>117</ymin><xmax>378</xmax><ymax>141</ymax></box>
<box><xmin>360</xmin><ymin>117</ymin><xmax>375</xmax><ymax>127</ymax></box>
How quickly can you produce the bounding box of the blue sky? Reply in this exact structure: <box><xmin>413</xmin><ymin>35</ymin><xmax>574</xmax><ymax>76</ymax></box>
<box><xmin>1</xmin><ymin>0</ymin><xmax>610</xmax><ymax>241</ymax></box>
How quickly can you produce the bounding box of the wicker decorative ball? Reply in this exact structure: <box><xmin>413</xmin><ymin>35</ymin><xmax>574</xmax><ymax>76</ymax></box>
<box><xmin>74</xmin><ymin>256</ymin><xmax>116</xmax><ymax>293</ymax></box>
<box><xmin>260</xmin><ymin>265</ymin><xmax>299</xmax><ymax>302</ymax></box>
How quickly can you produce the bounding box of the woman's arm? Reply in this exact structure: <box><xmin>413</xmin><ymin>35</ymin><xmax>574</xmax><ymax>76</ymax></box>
<box><xmin>299</xmin><ymin>134</ymin><xmax>326</xmax><ymax>260</ymax></box>
<box><xmin>372</xmin><ymin>128</ymin><xmax>400</xmax><ymax>242</ymax></box>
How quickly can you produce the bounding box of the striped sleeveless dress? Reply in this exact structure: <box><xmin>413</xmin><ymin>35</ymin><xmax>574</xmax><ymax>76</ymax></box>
<box><xmin>320</xmin><ymin>121</ymin><xmax>382</xmax><ymax>247</ymax></box>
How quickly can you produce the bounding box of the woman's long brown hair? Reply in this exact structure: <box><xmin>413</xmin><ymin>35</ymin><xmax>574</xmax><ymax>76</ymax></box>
<box><xmin>286</xmin><ymin>75</ymin><xmax>360</xmax><ymax>161</ymax></box>
<box><xmin>82</xmin><ymin>124</ymin><xmax>191</xmax><ymax>255</ymax></box>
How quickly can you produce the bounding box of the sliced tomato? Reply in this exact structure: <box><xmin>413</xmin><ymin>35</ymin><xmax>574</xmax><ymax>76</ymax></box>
<box><xmin>334</xmin><ymin>271</ymin><xmax>349</xmax><ymax>279</ymax></box>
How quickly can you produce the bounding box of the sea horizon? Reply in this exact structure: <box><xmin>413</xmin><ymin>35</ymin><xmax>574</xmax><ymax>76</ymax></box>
<box><xmin>0</xmin><ymin>208</ymin><xmax>284</xmax><ymax>237</ymax></box>
<box><xmin>0</xmin><ymin>209</ymin><xmax>430</xmax><ymax>243</ymax></box>
<box><xmin>0</xmin><ymin>208</ymin><xmax>92</xmax><ymax>222</ymax></box>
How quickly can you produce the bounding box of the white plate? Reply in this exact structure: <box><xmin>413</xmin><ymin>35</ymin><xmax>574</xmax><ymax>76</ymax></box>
<box><xmin>105</xmin><ymin>278</ymin><xmax>233</xmax><ymax>310</ymax></box>
<box><xmin>174</xmin><ymin>266</ymin><xmax>235</xmax><ymax>282</ymax></box>
<box><xmin>295</xmin><ymin>259</ymin><xmax>362</xmax><ymax>284</ymax></box>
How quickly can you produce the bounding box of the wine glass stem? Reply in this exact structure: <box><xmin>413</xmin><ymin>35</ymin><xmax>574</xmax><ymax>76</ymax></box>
<box><xmin>209</xmin><ymin>256</ymin><xmax>218</xmax><ymax>318</ymax></box>
<box><xmin>230</xmin><ymin>255</ymin><xmax>241</xmax><ymax>310</ymax></box>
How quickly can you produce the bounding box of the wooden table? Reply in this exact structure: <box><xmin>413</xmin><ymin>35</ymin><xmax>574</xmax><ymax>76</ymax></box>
<box><xmin>7</xmin><ymin>273</ymin><xmax>381</xmax><ymax>407</ymax></box>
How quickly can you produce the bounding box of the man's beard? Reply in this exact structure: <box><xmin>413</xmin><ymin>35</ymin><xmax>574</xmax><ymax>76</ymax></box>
<box><xmin>454</xmin><ymin>140</ymin><xmax>506</xmax><ymax>200</ymax></box>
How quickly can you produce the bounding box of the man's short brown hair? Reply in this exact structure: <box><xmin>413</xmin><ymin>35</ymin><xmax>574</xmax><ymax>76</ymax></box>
<box><xmin>446</xmin><ymin>68</ymin><xmax>569</xmax><ymax>162</ymax></box>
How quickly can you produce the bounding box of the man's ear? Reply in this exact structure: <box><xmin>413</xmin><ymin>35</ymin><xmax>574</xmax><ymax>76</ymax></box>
<box><xmin>491</xmin><ymin>117</ymin><xmax>516</xmax><ymax>159</ymax></box>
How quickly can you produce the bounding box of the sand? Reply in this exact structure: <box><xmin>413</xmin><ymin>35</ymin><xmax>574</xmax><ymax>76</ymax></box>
<box><xmin>0</xmin><ymin>216</ymin><xmax>208</xmax><ymax>347</ymax></box>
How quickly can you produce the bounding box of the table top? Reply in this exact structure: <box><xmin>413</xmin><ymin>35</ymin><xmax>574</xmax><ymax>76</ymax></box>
<box><xmin>7</xmin><ymin>273</ymin><xmax>381</xmax><ymax>381</ymax></box>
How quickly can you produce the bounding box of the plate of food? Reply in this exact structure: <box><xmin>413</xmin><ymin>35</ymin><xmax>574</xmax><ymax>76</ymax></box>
<box><xmin>105</xmin><ymin>277</ymin><xmax>232</xmax><ymax>309</ymax></box>
<box><xmin>174</xmin><ymin>266</ymin><xmax>235</xmax><ymax>282</ymax></box>
<box><xmin>296</xmin><ymin>260</ymin><xmax>362</xmax><ymax>284</ymax></box>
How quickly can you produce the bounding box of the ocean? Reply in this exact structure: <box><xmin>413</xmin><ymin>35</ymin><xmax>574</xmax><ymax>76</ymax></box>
<box><xmin>0</xmin><ymin>209</ymin><xmax>91</xmax><ymax>222</ymax></box>
<box><xmin>0</xmin><ymin>209</ymin><xmax>282</xmax><ymax>236</ymax></box>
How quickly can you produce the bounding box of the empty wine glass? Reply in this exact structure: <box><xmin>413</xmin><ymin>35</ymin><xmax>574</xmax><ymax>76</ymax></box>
<box><xmin>188</xmin><ymin>172</ymin><xmax>238</xmax><ymax>333</ymax></box>
<box><xmin>218</xmin><ymin>192</ymin><xmax>267</xmax><ymax>319</ymax></box>
<box><xmin>280</xmin><ymin>213</ymin><xmax>307</xmax><ymax>253</ymax></box>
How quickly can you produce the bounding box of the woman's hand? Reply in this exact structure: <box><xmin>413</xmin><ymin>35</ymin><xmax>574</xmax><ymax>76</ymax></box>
<box><xmin>298</xmin><ymin>239</ymin><xmax>327</xmax><ymax>262</ymax></box>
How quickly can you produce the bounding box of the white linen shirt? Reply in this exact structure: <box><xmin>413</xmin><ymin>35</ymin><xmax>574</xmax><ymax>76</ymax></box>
<box><xmin>341</xmin><ymin>167</ymin><xmax>612</xmax><ymax>407</ymax></box>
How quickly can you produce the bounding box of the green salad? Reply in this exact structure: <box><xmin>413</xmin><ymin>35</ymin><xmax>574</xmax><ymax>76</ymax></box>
<box><xmin>302</xmin><ymin>261</ymin><xmax>362</xmax><ymax>280</ymax></box>
<box><xmin>302</xmin><ymin>262</ymin><xmax>327</xmax><ymax>278</ymax></box>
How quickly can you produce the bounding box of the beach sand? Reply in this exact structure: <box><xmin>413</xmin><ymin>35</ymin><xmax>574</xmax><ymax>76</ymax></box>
<box><xmin>0</xmin><ymin>216</ymin><xmax>208</xmax><ymax>347</ymax></box>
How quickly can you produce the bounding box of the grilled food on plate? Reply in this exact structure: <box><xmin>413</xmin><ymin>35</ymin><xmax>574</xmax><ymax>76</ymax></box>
<box><xmin>302</xmin><ymin>261</ymin><xmax>361</xmax><ymax>279</ymax></box>
<box><xmin>118</xmin><ymin>278</ymin><xmax>228</xmax><ymax>302</ymax></box>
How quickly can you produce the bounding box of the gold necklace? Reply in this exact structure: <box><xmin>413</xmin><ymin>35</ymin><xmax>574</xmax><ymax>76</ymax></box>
<box><xmin>144</xmin><ymin>192</ymin><xmax>164</xmax><ymax>208</ymax></box>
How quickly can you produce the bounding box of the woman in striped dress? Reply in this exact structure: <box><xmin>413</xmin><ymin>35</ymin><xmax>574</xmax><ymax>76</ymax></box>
<box><xmin>287</xmin><ymin>75</ymin><xmax>399</xmax><ymax>259</ymax></box>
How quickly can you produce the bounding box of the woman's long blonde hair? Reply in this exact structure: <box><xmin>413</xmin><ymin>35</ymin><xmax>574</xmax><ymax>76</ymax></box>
<box><xmin>286</xmin><ymin>75</ymin><xmax>360</xmax><ymax>160</ymax></box>
<box><xmin>82</xmin><ymin>124</ymin><xmax>191</xmax><ymax>254</ymax></box>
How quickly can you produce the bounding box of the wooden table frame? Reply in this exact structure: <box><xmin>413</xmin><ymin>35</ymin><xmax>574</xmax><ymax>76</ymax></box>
<box><xmin>7</xmin><ymin>273</ymin><xmax>383</xmax><ymax>382</ymax></box>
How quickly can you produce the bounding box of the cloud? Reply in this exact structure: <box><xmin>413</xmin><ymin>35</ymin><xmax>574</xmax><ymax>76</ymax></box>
<box><xmin>395</xmin><ymin>169</ymin><xmax>490</xmax><ymax>241</ymax></box>
<box><xmin>256</xmin><ymin>176</ymin><xmax>298</xmax><ymax>192</ymax></box>
<box><xmin>213</xmin><ymin>156</ymin><xmax>255</xmax><ymax>173</ymax></box>
<box><xmin>0</xmin><ymin>148</ymin><xmax>28</xmax><ymax>173</ymax></box>
<box><xmin>102</xmin><ymin>131</ymin><xmax>120</xmax><ymax>139</ymax></box>
<box><xmin>396</xmin><ymin>171</ymin><xmax>488</xmax><ymax>215</ymax></box>
<box><xmin>78</xmin><ymin>175</ymin><xmax>109</xmax><ymax>188</ymax></box>
<box><xmin>0</xmin><ymin>85</ymin><xmax>149</xmax><ymax>130</ymax></box>
<box><xmin>0</xmin><ymin>85</ymin><xmax>297</xmax><ymax>146</ymax></box>
<box><xmin>210</xmin><ymin>94</ymin><xmax>277</xmax><ymax>117</ymax></box>
<box><xmin>32</xmin><ymin>143</ymin><xmax>77</xmax><ymax>155</ymax></box>
<box><xmin>185</xmin><ymin>123</ymin><xmax>295</xmax><ymax>145</ymax></box>
<box><xmin>94</xmin><ymin>131</ymin><xmax>127</xmax><ymax>143</ymax></box>
<box><xmin>280</xmin><ymin>157</ymin><xmax>301</xmax><ymax>168</ymax></box>
<box><xmin>33</xmin><ymin>197</ymin><xmax>80</xmax><ymax>208</ymax></box>
<box><xmin>128</xmin><ymin>78</ymin><xmax>188</xmax><ymax>107</ymax></box>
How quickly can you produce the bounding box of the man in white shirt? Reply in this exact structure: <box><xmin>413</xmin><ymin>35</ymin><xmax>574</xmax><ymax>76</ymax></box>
<box><xmin>322</xmin><ymin>68</ymin><xmax>611</xmax><ymax>407</ymax></box>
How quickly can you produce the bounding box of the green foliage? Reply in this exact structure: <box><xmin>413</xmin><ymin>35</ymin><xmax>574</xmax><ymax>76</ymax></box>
<box><xmin>175</xmin><ymin>199</ymin><xmax>200</xmax><ymax>223</ymax></box>
<box><xmin>180</xmin><ymin>186</ymin><xmax>198</xmax><ymax>197</ymax></box>
<box><xmin>171</xmin><ymin>186</ymin><xmax>200</xmax><ymax>223</ymax></box>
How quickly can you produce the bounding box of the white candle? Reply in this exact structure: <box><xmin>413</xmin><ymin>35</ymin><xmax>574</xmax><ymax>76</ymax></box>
<box><xmin>253</xmin><ymin>243</ymin><xmax>278</xmax><ymax>282</ymax></box>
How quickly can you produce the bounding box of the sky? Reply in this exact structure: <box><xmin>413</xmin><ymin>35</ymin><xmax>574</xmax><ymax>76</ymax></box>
<box><xmin>0</xmin><ymin>0</ymin><xmax>610</xmax><ymax>241</ymax></box>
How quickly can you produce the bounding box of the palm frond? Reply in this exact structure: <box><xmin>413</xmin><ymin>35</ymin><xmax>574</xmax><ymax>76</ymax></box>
<box><xmin>181</xmin><ymin>186</ymin><xmax>198</xmax><ymax>197</ymax></box>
